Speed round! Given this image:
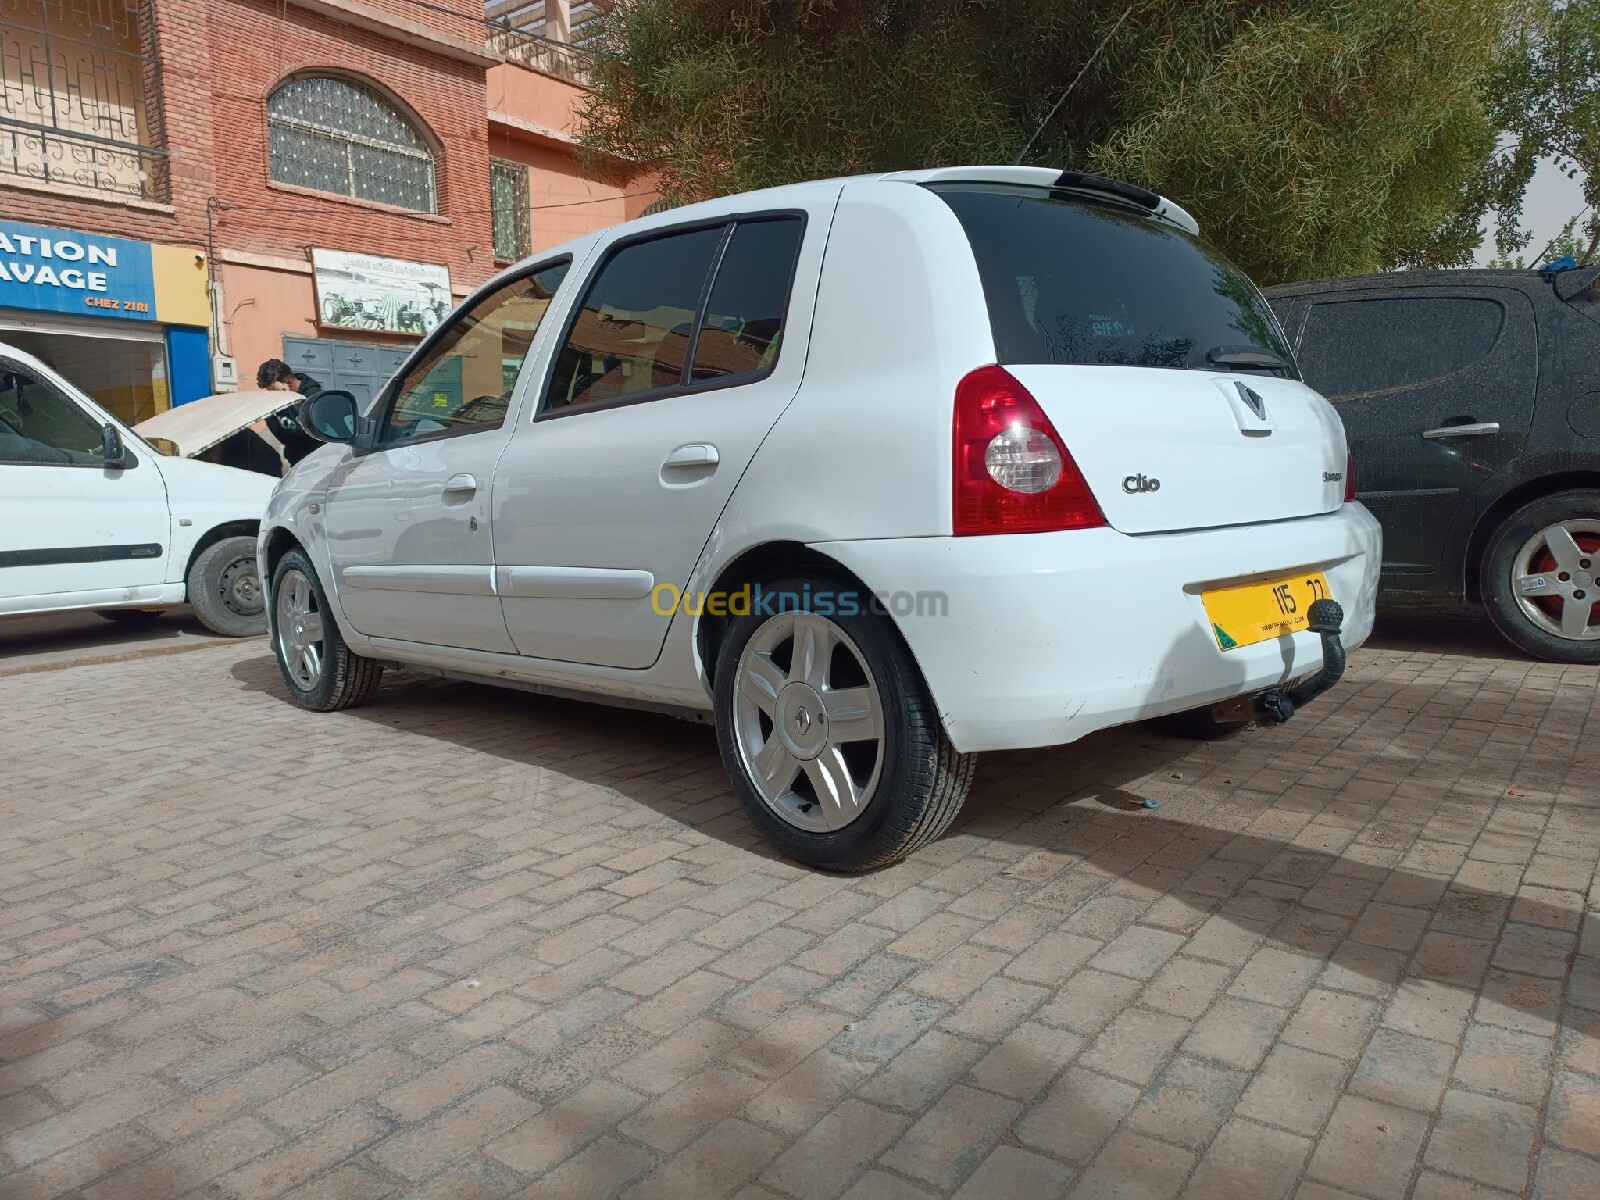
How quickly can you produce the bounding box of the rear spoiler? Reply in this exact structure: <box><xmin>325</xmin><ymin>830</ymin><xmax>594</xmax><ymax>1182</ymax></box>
<box><xmin>1050</xmin><ymin>171</ymin><xmax>1200</xmax><ymax>237</ymax></box>
<box><xmin>884</xmin><ymin>166</ymin><xmax>1201</xmax><ymax>237</ymax></box>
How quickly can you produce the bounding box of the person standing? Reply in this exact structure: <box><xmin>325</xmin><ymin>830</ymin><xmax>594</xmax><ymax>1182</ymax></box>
<box><xmin>254</xmin><ymin>358</ymin><xmax>324</xmax><ymax>465</ymax></box>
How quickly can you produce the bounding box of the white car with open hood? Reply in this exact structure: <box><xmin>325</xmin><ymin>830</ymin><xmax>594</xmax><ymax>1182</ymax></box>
<box><xmin>133</xmin><ymin>388</ymin><xmax>309</xmax><ymax>478</ymax></box>
<box><xmin>0</xmin><ymin>342</ymin><xmax>276</xmax><ymax>636</ymax></box>
<box><xmin>260</xmin><ymin>166</ymin><xmax>1381</xmax><ymax>870</ymax></box>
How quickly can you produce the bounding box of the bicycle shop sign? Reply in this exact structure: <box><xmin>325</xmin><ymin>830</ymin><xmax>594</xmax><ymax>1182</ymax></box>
<box><xmin>0</xmin><ymin>219</ymin><xmax>158</xmax><ymax>321</ymax></box>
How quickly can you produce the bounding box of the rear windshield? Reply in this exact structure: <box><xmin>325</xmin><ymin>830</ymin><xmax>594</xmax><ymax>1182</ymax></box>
<box><xmin>930</xmin><ymin>182</ymin><xmax>1295</xmax><ymax>376</ymax></box>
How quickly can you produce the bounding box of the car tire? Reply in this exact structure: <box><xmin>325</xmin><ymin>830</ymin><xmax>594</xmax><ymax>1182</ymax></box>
<box><xmin>95</xmin><ymin>608</ymin><xmax>165</xmax><ymax>626</ymax></box>
<box><xmin>187</xmin><ymin>535</ymin><xmax>266</xmax><ymax>637</ymax></box>
<box><xmin>712</xmin><ymin>575</ymin><xmax>976</xmax><ymax>872</ymax></box>
<box><xmin>270</xmin><ymin>548</ymin><xmax>384</xmax><ymax>711</ymax></box>
<box><xmin>1482</xmin><ymin>490</ymin><xmax>1600</xmax><ymax>665</ymax></box>
<box><xmin>1147</xmin><ymin>706</ymin><xmax>1248</xmax><ymax>740</ymax></box>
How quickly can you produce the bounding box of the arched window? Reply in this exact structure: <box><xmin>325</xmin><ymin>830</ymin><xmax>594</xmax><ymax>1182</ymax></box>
<box><xmin>267</xmin><ymin>76</ymin><xmax>437</xmax><ymax>213</ymax></box>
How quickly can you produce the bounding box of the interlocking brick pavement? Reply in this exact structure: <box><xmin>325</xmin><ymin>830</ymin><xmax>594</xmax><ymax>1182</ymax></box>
<box><xmin>1</xmin><ymin>631</ymin><xmax>1597</xmax><ymax>1199</ymax></box>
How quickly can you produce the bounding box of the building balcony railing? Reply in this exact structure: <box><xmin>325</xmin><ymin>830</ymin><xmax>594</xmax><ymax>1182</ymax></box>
<box><xmin>0</xmin><ymin>117</ymin><xmax>169</xmax><ymax>202</ymax></box>
<box><xmin>488</xmin><ymin>22</ymin><xmax>594</xmax><ymax>86</ymax></box>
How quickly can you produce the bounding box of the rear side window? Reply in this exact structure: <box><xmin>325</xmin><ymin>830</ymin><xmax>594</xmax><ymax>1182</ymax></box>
<box><xmin>1296</xmin><ymin>297</ymin><xmax>1505</xmax><ymax>399</ymax></box>
<box><xmin>931</xmin><ymin>183</ymin><xmax>1293</xmax><ymax>374</ymax></box>
<box><xmin>691</xmin><ymin>218</ymin><xmax>804</xmax><ymax>383</ymax></box>
<box><xmin>543</xmin><ymin>225</ymin><xmax>726</xmax><ymax>412</ymax></box>
<box><xmin>544</xmin><ymin>215</ymin><xmax>804</xmax><ymax>413</ymax></box>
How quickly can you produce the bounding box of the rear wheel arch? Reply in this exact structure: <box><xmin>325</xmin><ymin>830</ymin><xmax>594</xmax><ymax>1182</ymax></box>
<box><xmin>695</xmin><ymin>542</ymin><xmax>893</xmax><ymax>688</ymax></box>
<box><xmin>1467</xmin><ymin>471</ymin><xmax>1600</xmax><ymax>599</ymax></box>
<box><xmin>708</xmin><ymin>566</ymin><xmax>975</xmax><ymax>870</ymax></box>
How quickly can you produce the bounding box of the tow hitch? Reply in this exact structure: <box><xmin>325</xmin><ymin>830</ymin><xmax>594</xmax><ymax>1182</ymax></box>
<box><xmin>1252</xmin><ymin>599</ymin><xmax>1346</xmax><ymax>726</ymax></box>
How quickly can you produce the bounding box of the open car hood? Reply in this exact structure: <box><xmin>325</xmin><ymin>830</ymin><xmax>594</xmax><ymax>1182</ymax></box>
<box><xmin>133</xmin><ymin>391</ymin><xmax>292</xmax><ymax>457</ymax></box>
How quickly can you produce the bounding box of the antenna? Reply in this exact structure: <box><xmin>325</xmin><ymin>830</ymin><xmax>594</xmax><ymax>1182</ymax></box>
<box><xmin>1012</xmin><ymin>4</ymin><xmax>1136</xmax><ymax>167</ymax></box>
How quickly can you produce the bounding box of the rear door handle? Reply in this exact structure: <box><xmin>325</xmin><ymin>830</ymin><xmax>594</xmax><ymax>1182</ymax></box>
<box><xmin>1422</xmin><ymin>421</ymin><xmax>1500</xmax><ymax>439</ymax></box>
<box><xmin>442</xmin><ymin>472</ymin><xmax>478</xmax><ymax>493</ymax></box>
<box><xmin>662</xmin><ymin>443</ymin><xmax>720</xmax><ymax>469</ymax></box>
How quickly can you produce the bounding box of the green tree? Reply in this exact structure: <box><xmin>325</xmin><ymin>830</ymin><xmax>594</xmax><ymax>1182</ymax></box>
<box><xmin>577</xmin><ymin>0</ymin><xmax>1527</xmax><ymax>284</ymax></box>
<box><xmin>1479</xmin><ymin>0</ymin><xmax>1600</xmax><ymax>264</ymax></box>
<box><xmin>1485</xmin><ymin>207</ymin><xmax>1592</xmax><ymax>267</ymax></box>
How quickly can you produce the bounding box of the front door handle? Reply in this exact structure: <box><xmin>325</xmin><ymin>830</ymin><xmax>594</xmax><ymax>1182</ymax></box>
<box><xmin>442</xmin><ymin>472</ymin><xmax>478</xmax><ymax>493</ymax></box>
<box><xmin>662</xmin><ymin>443</ymin><xmax>720</xmax><ymax>469</ymax></box>
<box><xmin>1422</xmin><ymin>421</ymin><xmax>1500</xmax><ymax>440</ymax></box>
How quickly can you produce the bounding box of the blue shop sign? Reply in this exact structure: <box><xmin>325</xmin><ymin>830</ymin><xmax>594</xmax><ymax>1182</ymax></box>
<box><xmin>0</xmin><ymin>218</ymin><xmax>157</xmax><ymax>321</ymax></box>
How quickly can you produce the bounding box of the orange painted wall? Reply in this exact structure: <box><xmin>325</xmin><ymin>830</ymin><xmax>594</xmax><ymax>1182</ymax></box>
<box><xmin>220</xmin><ymin>263</ymin><xmax>317</xmax><ymax>382</ymax></box>
<box><xmin>485</xmin><ymin>63</ymin><xmax>658</xmax><ymax>258</ymax></box>
<box><xmin>486</xmin><ymin>63</ymin><xmax>587</xmax><ymax>139</ymax></box>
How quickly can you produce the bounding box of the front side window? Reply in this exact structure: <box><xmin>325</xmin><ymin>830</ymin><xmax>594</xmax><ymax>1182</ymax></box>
<box><xmin>1297</xmin><ymin>297</ymin><xmax>1507</xmax><ymax>400</ymax></box>
<box><xmin>0</xmin><ymin>364</ymin><xmax>105</xmax><ymax>465</ymax></box>
<box><xmin>543</xmin><ymin>224</ymin><xmax>727</xmax><ymax>412</ymax></box>
<box><xmin>382</xmin><ymin>260</ymin><xmax>569</xmax><ymax>445</ymax></box>
<box><xmin>491</xmin><ymin>159</ymin><xmax>532</xmax><ymax>263</ymax></box>
<box><xmin>931</xmin><ymin>182</ymin><xmax>1294</xmax><ymax>375</ymax></box>
<box><xmin>268</xmin><ymin>76</ymin><xmax>437</xmax><ymax>213</ymax></box>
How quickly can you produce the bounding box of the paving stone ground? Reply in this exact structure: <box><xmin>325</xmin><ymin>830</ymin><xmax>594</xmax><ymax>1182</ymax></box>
<box><xmin>1</xmin><ymin>628</ymin><xmax>1597</xmax><ymax>1200</ymax></box>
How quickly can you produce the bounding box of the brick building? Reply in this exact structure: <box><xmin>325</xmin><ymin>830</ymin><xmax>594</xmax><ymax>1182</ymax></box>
<box><xmin>0</xmin><ymin>0</ymin><xmax>651</xmax><ymax>423</ymax></box>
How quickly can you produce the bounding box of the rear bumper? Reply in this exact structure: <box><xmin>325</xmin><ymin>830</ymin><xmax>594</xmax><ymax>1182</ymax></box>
<box><xmin>813</xmin><ymin>504</ymin><xmax>1381</xmax><ymax>753</ymax></box>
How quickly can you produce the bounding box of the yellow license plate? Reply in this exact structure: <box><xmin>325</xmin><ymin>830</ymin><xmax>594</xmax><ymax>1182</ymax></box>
<box><xmin>1202</xmin><ymin>572</ymin><xmax>1332</xmax><ymax>651</ymax></box>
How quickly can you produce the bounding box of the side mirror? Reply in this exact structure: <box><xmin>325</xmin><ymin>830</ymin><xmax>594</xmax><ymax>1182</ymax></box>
<box><xmin>101</xmin><ymin>422</ymin><xmax>133</xmax><ymax>469</ymax></box>
<box><xmin>304</xmin><ymin>390</ymin><xmax>360</xmax><ymax>443</ymax></box>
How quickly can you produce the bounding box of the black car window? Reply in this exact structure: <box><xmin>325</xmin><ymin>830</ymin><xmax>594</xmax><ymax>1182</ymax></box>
<box><xmin>0</xmin><ymin>364</ymin><xmax>105</xmax><ymax>466</ymax></box>
<box><xmin>383</xmin><ymin>259</ymin><xmax>569</xmax><ymax>445</ymax></box>
<box><xmin>690</xmin><ymin>217</ymin><xmax>804</xmax><ymax>383</ymax></box>
<box><xmin>544</xmin><ymin>224</ymin><xmax>728</xmax><ymax>412</ymax></box>
<box><xmin>929</xmin><ymin>182</ymin><xmax>1294</xmax><ymax>375</ymax></box>
<box><xmin>1297</xmin><ymin>297</ymin><xmax>1505</xmax><ymax>400</ymax></box>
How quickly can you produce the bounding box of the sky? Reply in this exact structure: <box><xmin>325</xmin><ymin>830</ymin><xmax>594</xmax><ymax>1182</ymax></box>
<box><xmin>1475</xmin><ymin>156</ymin><xmax>1590</xmax><ymax>265</ymax></box>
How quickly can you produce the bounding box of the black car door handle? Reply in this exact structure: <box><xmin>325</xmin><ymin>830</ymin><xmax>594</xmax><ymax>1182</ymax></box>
<box><xmin>1422</xmin><ymin>421</ymin><xmax>1500</xmax><ymax>439</ymax></box>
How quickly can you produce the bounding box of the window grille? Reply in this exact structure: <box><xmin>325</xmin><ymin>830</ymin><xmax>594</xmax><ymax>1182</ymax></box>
<box><xmin>491</xmin><ymin>158</ymin><xmax>531</xmax><ymax>262</ymax></box>
<box><xmin>268</xmin><ymin>76</ymin><xmax>436</xmax><ymax>213</ymax></box>
<box><xmin>0</xmin><ymin>0</ymin><xmax>168</xmax><ymax>200</ymax></box>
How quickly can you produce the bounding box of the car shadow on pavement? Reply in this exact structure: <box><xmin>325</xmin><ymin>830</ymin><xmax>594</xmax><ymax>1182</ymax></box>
<box><xmin>226</xmin><ymin>649</ymin><xmax>1597</xmax><ymax>1038</ymax></box>
<box><xmin>0</xmin><ymin>608</ymin><xmax>235</xmax><ymax>676</ymax></box>
<box><xmin>1367</xmin><ymin>611</ymin><xmax>1533</xmax><ymax>662</ymax></box>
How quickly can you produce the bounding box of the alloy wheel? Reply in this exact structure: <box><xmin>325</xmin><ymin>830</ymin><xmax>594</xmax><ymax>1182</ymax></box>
<box><xmin>1512</xmin><ymin>519</ymin><xmax>1600</xmax><ymax>641</ymax></box>
<box><xmin>732</xmin><ymin>610</ymin><xmax>885</xmax><ymax>833</ymax></box>
<box><xmin>275</xmin><ymin>567</ymin><xmax>326</xmax><ymax>689</ymax></box>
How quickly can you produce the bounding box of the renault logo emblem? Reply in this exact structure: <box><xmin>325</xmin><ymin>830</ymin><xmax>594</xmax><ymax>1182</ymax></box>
<box><xmin>1236</xmin><ymin>383</ymin><xmax>1267</xmax><ymax>421</ymax></box>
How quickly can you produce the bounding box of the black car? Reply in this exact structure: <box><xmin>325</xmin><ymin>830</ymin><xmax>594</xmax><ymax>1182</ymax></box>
<box><xmin>1266</xmin><ymin>266</ymin><xmax>1600</xmax><ymax>664</ymax></box>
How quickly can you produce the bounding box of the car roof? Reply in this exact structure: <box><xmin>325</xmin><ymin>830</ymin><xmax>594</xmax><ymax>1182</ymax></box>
<box><xmin>1264</xmin><ymin>268</ymin><xmax>1542</xmax><ymax>299</ymax></box>
<box><xmin>0</xmin><ymin>339</ymin><xmax>55</xmax><ymax>379</ymax></box>
<box><xmin>502</xmin><ymin>165</ymin><xmax>1202</xmax><ymax>282</ymax></box>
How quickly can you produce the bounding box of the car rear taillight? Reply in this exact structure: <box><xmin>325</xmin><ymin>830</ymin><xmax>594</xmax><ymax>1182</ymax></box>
<box><xmin>1344</xmin><ymin>449</ymin><xmax>1357</xmax><ymax>503</ymax></box>
<box><xmin>953</xmin><ymin>365</ymin><xmax>1105</xmax><ymax>536</ymax></box>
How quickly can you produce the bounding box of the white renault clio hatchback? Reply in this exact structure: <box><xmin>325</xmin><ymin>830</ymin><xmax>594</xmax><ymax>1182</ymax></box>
<box><xmin>263</xmin><ymin>166</ymin><xmax>1380</xmax><ymax>870</ymax></box>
